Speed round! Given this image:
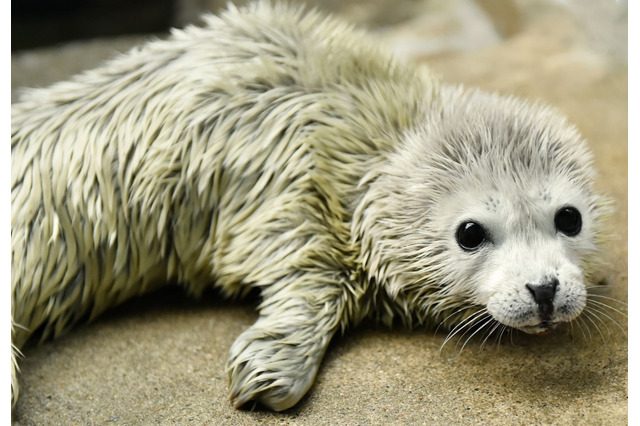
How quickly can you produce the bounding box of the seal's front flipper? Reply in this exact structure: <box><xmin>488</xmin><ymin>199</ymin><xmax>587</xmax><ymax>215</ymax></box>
<box><xmin>226</xmin><ymin>273</ymin><xmax>346</xmax><ymax>411</ymax></box>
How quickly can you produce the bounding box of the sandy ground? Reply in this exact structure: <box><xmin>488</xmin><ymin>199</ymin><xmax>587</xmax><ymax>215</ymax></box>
<box><xmin>11</xmin><ymin>0</ymin><xmax>627</xmax><ymax>424</ymax></box>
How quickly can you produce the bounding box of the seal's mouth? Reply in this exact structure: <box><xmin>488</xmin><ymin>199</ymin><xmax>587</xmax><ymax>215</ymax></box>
<box><xmin>519</xmin><ymin>322</ymin><xmax>559</xmax><ymax>335</ymax></box>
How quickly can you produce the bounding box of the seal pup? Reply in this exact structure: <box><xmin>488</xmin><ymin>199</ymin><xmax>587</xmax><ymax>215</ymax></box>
<box><xmin>11</xmin><ymin>1</ymin><xmax>610</xmax><ymax>411</ymax></box>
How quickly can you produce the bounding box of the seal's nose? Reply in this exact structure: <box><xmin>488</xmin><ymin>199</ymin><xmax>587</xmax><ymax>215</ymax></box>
<box><xmin>526</xmin><ymin>278</ymin><xmax>558</xmax><ymax>318</ymax></box>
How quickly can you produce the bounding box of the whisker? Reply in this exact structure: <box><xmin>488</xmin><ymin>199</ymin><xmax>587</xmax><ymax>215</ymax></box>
<box><xmin>443</xmin><ymin>312</ymin><xmax>486</xmax><ymax>349</ymax></box>
<box><xmin>577</xmin><ymin>316</ymin><xmax>592</xmax><ymax>340</ymax></box>
<box><xmin>508</xmin><ymin>328</ymin><xmax>516</xmax><ymax>347</ymax></box>
<box><xmin>586</xmin><ymin>298</ymin><xmax>628</xmax><ymax>318</ymax></box>
<box><xmin>443</xmin><ymin>316</ymin><xmax>475</xmax><ymax>345</ymax></box>
<box><xmin>479</xmin><ymin>321</ymin><xmax>499</xmax><ymax>346</ymax></box>
<box><xmin>439</xmin><ymin>309</ymin><xmax>488</xmax><ymax>353</ymax></box>
<box><xmin>585</xmin><ymin>293</ymin><xmax>628</xmax><ymax>305</ymax></box>
<box><xmin>569</xmin><ymin>319</ymin><xmax>576</xmax><ymax>344</ymax></box>
<box><xmin>454</xmin><ymin>316</ymin><xmax>486</xmax><ymax>350</ymax></box>
<box><xmin>496</xmin><ymin>325</ymin><xmax>508</xmax><ymax>348</ymax></box>
<box><xmin>459</xmin><ymin>316</ymin><xmax>494</xmax><ymax>353</ymax></box>
<box><xmin>572</xmin><ymin>316</ymin><xmax>588</xmax><ymax>340</ymax></box>
<box><xmin>434</xmin><ymin>307</ymin><xmax>466</xmax><ymax>336</ymax></box>
<box><xmin>446</xmin><ymin>308</ymin><xmax>487</xmax><ymax>337</ymax></box>
<box><xmin>480</xmin><ymin>321</ymin><xmax>502</xmax><ymax>350</ymax></box>
<box><xmin>580</xmin><ymin>310</ymin><xmax>606</xmax><ymax>344</ymax></box>
<box><xmin>584</xmin><ymin>304</ymin><xmax>626</xmax><ymax>334</ymax></box>
<box><xmin>587</xmin><ymin>288</ymin><xmax>629</xmax><ymax>306</ymax></box>
<box><xmin>583</xmin><ymin>307</ymin><xmax>613</xmax><ymax>336</ymax></box>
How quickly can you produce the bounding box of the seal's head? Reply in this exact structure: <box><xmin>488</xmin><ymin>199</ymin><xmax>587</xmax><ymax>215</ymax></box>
<box><xmin>357</xmin><ymin>85</ymin><xmax>609</xmax><ymax>335</ymax></box>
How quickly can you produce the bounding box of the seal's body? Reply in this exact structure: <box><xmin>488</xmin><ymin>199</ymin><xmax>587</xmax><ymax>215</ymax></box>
<box><xmin>12</xmin><ymin>2</ymin><xmax>607</xmax><ymax>411</ymax></box>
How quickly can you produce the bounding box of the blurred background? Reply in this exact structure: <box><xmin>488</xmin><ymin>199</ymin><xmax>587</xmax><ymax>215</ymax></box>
<box><xmin>10</xmin><ymin>0</ymin><xmax>628</xmax><ymax>58</ymax></box>
<box><xmin>12</xmin><ymin>0</ymin><xmax>627</xmax><ymax>90</ymax></box>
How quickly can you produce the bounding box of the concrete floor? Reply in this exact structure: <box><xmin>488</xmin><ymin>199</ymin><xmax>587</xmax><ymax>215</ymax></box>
<box><xmin>12</xmin><ymin>0</ymin><xmax>627</xmax><ymax>424</ymax></box>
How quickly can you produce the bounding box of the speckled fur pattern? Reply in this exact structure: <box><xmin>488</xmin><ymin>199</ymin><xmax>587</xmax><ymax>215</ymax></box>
<box><xmin>12</xmin><ymin>1</ymin><xmax>608</xmax><ymax>411</ymax></box>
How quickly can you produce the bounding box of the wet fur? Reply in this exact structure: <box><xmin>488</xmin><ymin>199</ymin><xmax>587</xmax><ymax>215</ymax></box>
<box><xmin>12</xmin><ymin>1</ymin><xmax>609</xmax><ymax>411</ymax></box>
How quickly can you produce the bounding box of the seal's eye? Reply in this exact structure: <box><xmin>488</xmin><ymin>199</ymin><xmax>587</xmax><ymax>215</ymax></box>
<box><xmin>555</xmin><ymin>206</ymin><xmax>582</xmax><ymax>236</ymax></box>
<box><xmin>456</xmin><ymin>221</ymin><xmax>487</xmax><ymax>251</ymax></box>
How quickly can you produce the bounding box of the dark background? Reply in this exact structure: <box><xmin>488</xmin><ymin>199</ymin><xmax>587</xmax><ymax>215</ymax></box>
<box><xmin>12</xmin><ymin>0</ymin><xmax>175</xmax><ymax>51</ymax></box>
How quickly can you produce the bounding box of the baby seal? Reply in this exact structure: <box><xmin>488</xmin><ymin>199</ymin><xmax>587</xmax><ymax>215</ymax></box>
<box><xmin>12</xmin><ymin>1</ymin><xmax>608</xmax><ymax>411</ymax></box>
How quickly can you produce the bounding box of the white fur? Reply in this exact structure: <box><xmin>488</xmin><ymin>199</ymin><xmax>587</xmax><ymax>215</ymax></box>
<box><xmin>11</xmin><ymin>1</ymin><xmax>608</xmax><ymax>411</ymax></box>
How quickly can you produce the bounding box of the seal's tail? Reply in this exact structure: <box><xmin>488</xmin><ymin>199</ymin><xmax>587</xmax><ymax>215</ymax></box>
<box><xmin>11</xmin><ymin>321</ymin><xmax>25</xmax><ymax>407</ymax></box>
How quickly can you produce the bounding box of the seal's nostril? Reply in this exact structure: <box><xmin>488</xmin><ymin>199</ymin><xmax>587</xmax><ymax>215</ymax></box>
<box><xmin>526</xmin><ymin>283</ymin><xmax>557</xmax><ymax>305</ymax></box>
<box><xmin>525</xmin><ymin>281</ymin><xmax>558</xmax><ymax>319</ymax></box>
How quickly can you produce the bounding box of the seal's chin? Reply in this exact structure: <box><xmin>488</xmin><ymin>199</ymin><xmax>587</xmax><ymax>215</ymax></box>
<box><xmin>518</xmin><ymin>322</ymin><xmax>559</xmax><ymax>335</ymax></box>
